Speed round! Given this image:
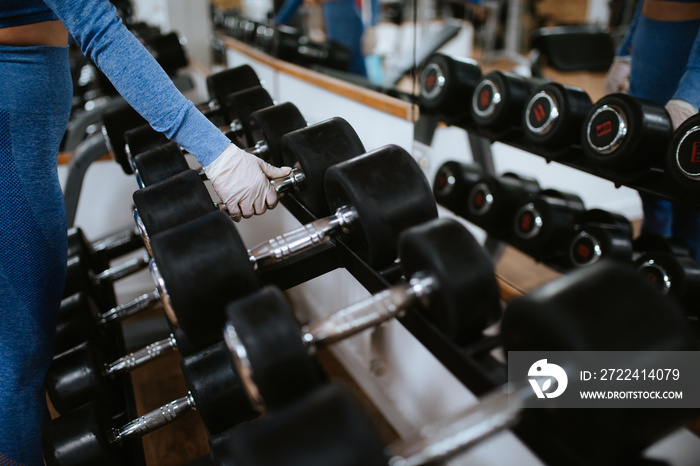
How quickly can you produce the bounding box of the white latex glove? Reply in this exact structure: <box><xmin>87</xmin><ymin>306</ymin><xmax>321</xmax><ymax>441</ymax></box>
<box><xmin>204</xmin><ymin>144</ymin><xmax>291</xmax><ymax>221</ymax></box>
<box><xmin>362</xmin><ymin>26</ymin><xmax>377</xmax><ymax>56</ymax></box>
<box><xmin>603</xmin><ymin>56</ymin><xmax>631</xmax><ymax>95</ymax></box>
<box><xmin>665</xmin><ymin>99</ymin><xmax>698</xmax><ymax>131</ymax></box>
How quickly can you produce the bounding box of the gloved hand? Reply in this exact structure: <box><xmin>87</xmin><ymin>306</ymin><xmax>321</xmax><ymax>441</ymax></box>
<box><xmin>665</xmin><ymin>99</ymin><xmax>698</xmax><ymax>131</ymax></box>
<box><xmin>204</xmin><ymin>143</ymin><xmax>292</xmax><ymax>221</ymax></box>
<box><xmin>603</xmin><ymin>56</ymin><xmax>631</xmax><ymax>95</ymax></box>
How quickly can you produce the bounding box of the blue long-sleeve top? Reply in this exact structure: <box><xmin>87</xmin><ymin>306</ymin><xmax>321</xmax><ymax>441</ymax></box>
<box><xmin>616</xmin><ymin>0</ymin><xmax>700</xmax><ymax>110</ymax></box>
<box><xmin>0</xmin><ymin>0</ymin><xmax>231</xmax><ymax>167</ymax></box>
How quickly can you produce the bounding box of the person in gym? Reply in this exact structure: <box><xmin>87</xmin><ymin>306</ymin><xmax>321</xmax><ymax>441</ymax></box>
<box><xmin>0</xmin><ymin>1</ymin><xmax>290</xmax><ymax>464</ymax></box>
<box><xmin>605</xmin><ymin>0</ymin><xmax>700</xmax><ymax>261</ymax></box>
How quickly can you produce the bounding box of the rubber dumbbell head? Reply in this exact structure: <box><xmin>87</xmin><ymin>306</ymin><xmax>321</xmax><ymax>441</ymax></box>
<box><xmin>323</xmin><ymin>144</ymin><xmax>438</xmax><ymax>267</ymax></box>
<box><xmin>511</xmin><ymin>188</ymin><xmax>585</xmax><ymax>256</ymax></box>
<box><xmin>248</xmin><ymin>101</ymin><xmax>308</xmax><ymax>165</ymax></box>
<box><xmin>42</xmin><ymin>401</ymin><xmax>128</xmax><ymax>466</ymax></box>
<box><xmin>582</xmin><ymin>93</ymin><xmax>673</xmax><ymax>171</ymax></box>
<box><xmin>280</xmin><ymin>117</ymin><xmax>365</xmax><ymax>217</ymax></box>
<box><xmin>665</xmin><ymin>113</ymin><xmax>700</xmax><ymax>193</ymax></box>
<box><xmin>224</xmin><ymin>287</ymin><xmax>325</xmax><ymax>412</ymax></box>
<box><xmin>222</xmin><ymin>86</ymin><xmax>274</xmax><ymax>147</ymax></box>
<box><xmin>465</xmin><ymin>172</ymin><xmax>540</xmax><ymax>234</ymax></box>
<box><xmin>55</xmin><ymin>289</ymin><xmax>161</xmax><ymax>355</ymax></box>
<box><xmin>67</xmin><ymin>226</ymin><xmax>143</xmax><ymax>271</ymax></box>
<box><xmin>432</xmin><ymin>161</ymin><xmax>483</xmax><ymax>216</ymax></box>
<box><xmin>45</xmin><ymin>340</ymin><xmax>123</xmax><ymax>415</ymax></box>
<box><xmin>205</xmin><ymin>64</ymin><xmax>261</xmax><ymax>114</ymax></box>
<box><xmin>123</xmin><ymin>124</ymin><xmax>168</xmax><ymax>170</ymax></box>
<box><xmin>133</xmin><ymin>169</ymin><xmax>216</xmax><ymax>252</ymax></box>
<box><xmin>63</xmin><ymin>252</ymin><xmax>150</xmax><ymax>305</ymax></box>
<box><xmin>470</xmin><ymin>71</ymin><xmax>544</xmax><ymax>131</ymax></box>
<box><xmin>149</xmin><ymin>211</ymin><xmax>260</xmax><ymax>347</ymax></box>
<box><xmin>132</xmin><ymin>141</ymin><xmax>190</xmax><ymax>188</ymax></box>
<box><xmin>636</xmin><ymin>251</ymin><xmax>700</xmax><ymax>315</ymax></box>
<box><xmin>567</xmin><ymin>224</ymin><xmax>633</xmax><ymax>267</ymax></box>
<box><xmin>419</xmin><ymin>53</ymin><xmax>482</xmax><ymax>121</ymax></box>
<box><xmin>566</xmin><ymin>208</ymin><xmax>633</xmax><ymax>267</ymax></box>
<box><xmin>101</xmin><ymin>102</ymin><xmax>147</xmax><ymax>175</ymax></box>
<box><xmin>145</xmin><ymin>31</ymin><xmax>188</xmax><ymax>75</ymax></box>
<box><xmin>180</xmin><ymin>342</ymin><xmax>259</xmax><ymax>435</ymax></box>
<box><xmin>523</xmin><ymin>82</ymin><xmax>592</xmax><ymax>150</ymax></box>
<box><xmin>209</xmin><ymin>384</ymin><xmax>387</xmax><ymax>466</ymax></box>
<box><xmin>67</xmin><ymin>227</ymin><xmax>109</xmax><ymax>273</ymax></box>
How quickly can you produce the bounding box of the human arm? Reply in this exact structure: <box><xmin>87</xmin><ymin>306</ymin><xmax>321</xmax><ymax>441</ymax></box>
<box><xmin>45</xmin><ymin>0</ymin><xmax>289</xmax><ymax>219</ymax></box>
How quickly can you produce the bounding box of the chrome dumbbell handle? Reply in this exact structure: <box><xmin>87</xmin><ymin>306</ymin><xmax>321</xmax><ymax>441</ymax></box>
<box><xmin>386</xmin><ymin>386</ymin><xmax>529</xmax><ymax>466</ymax></box>
<box><xmin>270</xmin><ymin>167</ymin><xmax>306</xmax><ymax>194</ymax></box>
<box><xmin>302</xmin><ymin>275</ymin><xmax>435</xmax><ymax>347</ymax></box>
<box><xmin>216</xmin><ymin>168</ymin><xmax>306</xmax><ymax>212</ymax></box>
<box><xmin>94</xmin><ymin>253</ymin><xmax>150</xmax><ymax>285</ymax></box>
<box><xmin>90</xmin><ymin>226</ymin><xmax>141</xmax><ymax>256</ymax></box>
<box><xmin>247</xmin><ymin>205</ymin><xmax>357</xmax><ymax>271</ymax></box>
<box><xmin>111</xmin><ymin>393</ymin><xmax>195</xmax><ymax>443</ymax></box>
<box><xmin>97</xmin><ymin>290</ymin><xmax>161</xmax><ymax>326</ymax></box>
<box><xmin>104</xmin><ymin>334</ymin><xmax>177</xmax><ymax>376</ymax></box>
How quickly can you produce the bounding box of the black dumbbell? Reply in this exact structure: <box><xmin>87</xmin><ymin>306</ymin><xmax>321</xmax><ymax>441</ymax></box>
<box><xmin>419</xmin><ymin>53</ymin><xmax>482</xmax><ymax>123</ymax></box>
<box><xmin>55</xmin><ymin>289</ymin><xmax>160</xmax><ymax>355</ymax></box>
<box><xmin>131</xmin><ymin>101</ymin><xmax>309</xmax><ymax>189</ymax></box>
<box><xmin>665</xmin><ymin>113</ymin><xmax>700</xmax><ymax>193</ymax></box>
<box><xmin>67</xmin><ymin>225</ymin><xmax>143</xmax><ymax>275</ymax></box>
<box><xmin>523</xmin><ymin>82</ymin><xmax>593</xmax><ymax>151</ymax></box>
<box><xmin>47</xmin><ymin>320</ymin><xmax>203</xmax><ymax>414</ymax></box>
<box><xmin>581</xmin><ymin>93</ymin><xmax>673</xmax><ymax>172</ymax></box>
<box><xmin>149</xmin><ymin>145</ymin><xmax>437</xmax><ymax>347</ymax></box>
<box><xmin>223</xmin><ymin>218</ymin><xmax>500</xmax><ymax>412</ymax></box>
<box><xmin>205</xmin><ymin>65</ymin><xmax>261</xmax><ymax>123</ymax></box>
<box><xmin>42</xmin><ymin>342</ymin><xmax>262</xmax><ymax>466</ymax></box>
<box><xmin>144</xmin><ymin>31</ymin><xmax>189</xmax><ymax>75</ymax></box>
<box><xmin>463</xmin><ymin>172</ymin><xmax>541</xmax><ymax>236</ymax></box>
<box><xmin>510</xmin><ymin>188</ymin><xmax>586</xmax><ymax>258</ymax></box>
<box><xmin>100</xmin><ymin>102</ymin><xmax>148</xmax><ymax>174</ymax></box>
<box><xmin>566</xmin><ymin>208</ymin><xmax>633</xmax><ymax>267</ymax></box>
<box><xmin>635</xmin><ymin>250</ymin><xmax>700</xmax><ymax>316</ymax></box>
<box><xmin>208</xmin><ymin>384</ymin><xmax>386</xmax><ymax>466</ymax></box>
<box><xmin>279</xmin><ymin>117</ymin><xmax>366</xmax><ymax>216</ymax></box>
<box><xmin>432</xmin><ymin>161</ymin><xmax>484</xmax><ymax>216</ymax></box>
<box><xmin>214</xmin><ymin>262</ymin><xmax>696</xmax><ymax>466</ymax></box>
<box><xmin>63</xmin><ymin>250</ymin><xmax>150</xmax><ymax>307</ymax></box>
<box><xmin>123</xmin><ymin>123</ymin><xmax>169</xmax><ymax>163</ymax></box>
<box><xmin>470</xmin><ymin>71</ymin><xmax>545</xmax><ymax>132</ymax></box>
<box><xmin>132</xmin><ymin>117</ymin><xmax>364</xmax><ymax>247</ymax></box>
<box><xmin>219</xmin><ymin>85</ymin><xmax>275</xmax><ymax>148</ymax></box>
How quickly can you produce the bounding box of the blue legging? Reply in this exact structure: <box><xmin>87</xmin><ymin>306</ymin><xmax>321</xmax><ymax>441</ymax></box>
<box><xmin>0</xmin><ymin>44</ymin><xmax>71</xmax><ymax>465</ymax></box>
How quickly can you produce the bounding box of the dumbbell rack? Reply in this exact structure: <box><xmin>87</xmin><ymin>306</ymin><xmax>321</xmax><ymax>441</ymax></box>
<box><xmin>273</xmin><ymin>192</ymin><xmax>651</xmax><ymax>466</ymax></box>
<box><xmin>450</xmin><ymin>121</ymin><xmax>700</xmax><ymax>212</ymax></box>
